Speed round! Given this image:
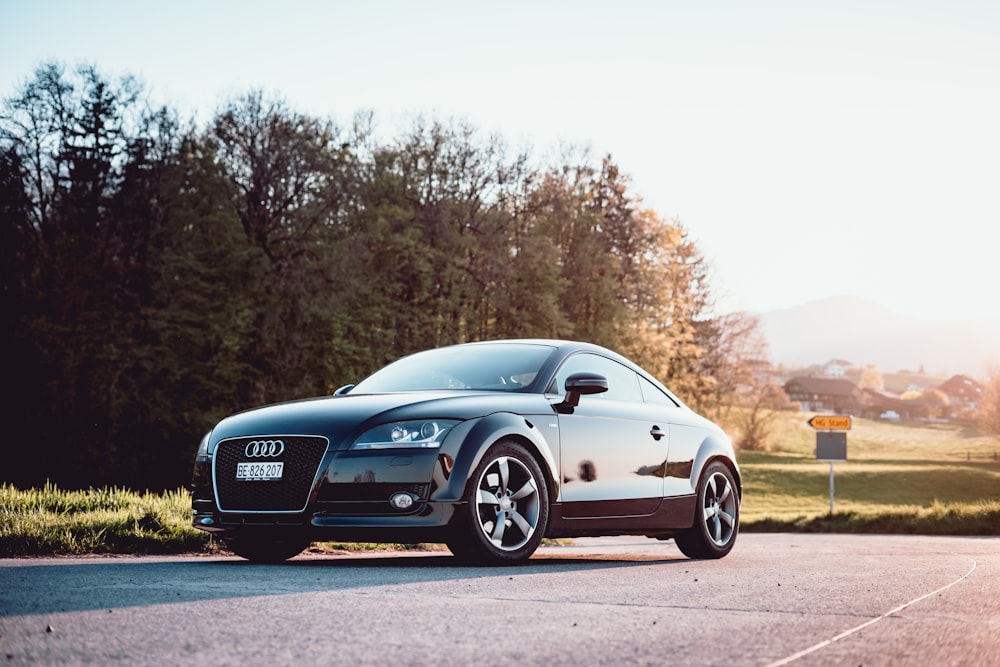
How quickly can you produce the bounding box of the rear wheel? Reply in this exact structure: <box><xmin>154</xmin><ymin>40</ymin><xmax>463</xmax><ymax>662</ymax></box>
<box><xmin>674</xmin><ymin>461</ymin><xmax>739</xmax><ymax>559</ymax></box>
<box><xmin>447</xmin><ymin>440</ymin><xmax>549</xmax><ymax>565</ymax></box>
<box><xmin>225</xmin><ymin>535</ymin><xmax>311</xmax><ymax>563</ymax></box>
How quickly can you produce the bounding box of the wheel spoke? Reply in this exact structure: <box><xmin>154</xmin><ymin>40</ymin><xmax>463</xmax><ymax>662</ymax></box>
<box><xmin>720</xmin><ymin>510</ymin><xmax>735</xmax><ymax>528</ymax></box>
<box><xmin>711</xmin><ymin>515</ymin><xmax>722</xmax><ymax>543</ymax></box>
<box><xmin>479</xmin><ymin>488</ymin><xmax>500</xmax><ymax>505</ymax></box>
<box><xmin>509</xmin><ymin>509</ymin><xmax>533</xmax><ymax>537</ymax></box>
<box><xmin>490</xmin><ymin>511</ymin><xmax>507</xmax><ymax>544</ymax></box>
<box><xmin>510</xmin><ymin>478</ymin><xmax>537</xmax><ymax>501</ymax></box>
<box><xmin>707</xmin><ymin>475</ymin><xmax>718</xmax><ymax>501</ymax></box>
<box><xmin>717</xmin><ymin>479</ymin><xmax>732</xmax><ymax>504</ymax></box>
<box><xmin>497</xmin><ymin>457</ymin><xmax>510</xmax><ymax>494</ymax></box>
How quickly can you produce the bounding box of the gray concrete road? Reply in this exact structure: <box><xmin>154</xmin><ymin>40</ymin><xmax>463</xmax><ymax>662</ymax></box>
<box><xmin>1</xmin><ymin>534</ymin><xmax>997</xmax><ymax>666</ymax></box>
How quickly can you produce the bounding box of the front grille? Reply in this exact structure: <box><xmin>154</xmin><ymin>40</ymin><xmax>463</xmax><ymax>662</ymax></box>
<box><xmin>214</xmin><ymin>436</ymin><xmax>328</xmax><ymax>512</ymax></box>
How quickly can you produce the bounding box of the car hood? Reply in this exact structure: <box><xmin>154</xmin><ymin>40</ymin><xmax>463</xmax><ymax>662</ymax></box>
<box><xmin>209</xmin><ymin>391</ymin><xmax>555</xmax><ymax>450</ymax></box>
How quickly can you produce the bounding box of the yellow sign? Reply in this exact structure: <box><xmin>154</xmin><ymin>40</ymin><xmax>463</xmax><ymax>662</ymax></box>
<box><xmin>808</xmin><ymin>415</ymin><xmax>852</xmax><ymax>430</ymax></box>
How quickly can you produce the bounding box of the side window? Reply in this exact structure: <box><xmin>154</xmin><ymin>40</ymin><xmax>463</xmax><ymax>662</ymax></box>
<box><xmin>551</xmin><ymin>353</ymin><xmax>643</xmax><ymax>403</ymax></box>
<box><xmin>639</xmin><ymin>375</ymin><xmax>680</xmax><ymax>407</ymax></box>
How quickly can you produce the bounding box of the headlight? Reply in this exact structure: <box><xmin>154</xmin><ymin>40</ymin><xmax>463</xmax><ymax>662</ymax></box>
<box><xmin>352</xmin><ymin>420</ymin><xmax>458</xmax><ymax>450</ymax></box>
<box><xmin>196</xmin><ymin>431</ymin><xmax>213</xmax><ymax>457</ymax></box>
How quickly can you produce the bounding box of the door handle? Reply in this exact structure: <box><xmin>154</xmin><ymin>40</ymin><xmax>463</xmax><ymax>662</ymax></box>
<box><xmin>649</xmin><ymin>425</ymin><xmax>664</xmax><ymax>441</ymax></box>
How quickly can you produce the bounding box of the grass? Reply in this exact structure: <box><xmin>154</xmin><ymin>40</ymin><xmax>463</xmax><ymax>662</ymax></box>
<box><xmin>2</xmin><ymin>416</ymin><xmax>998</xmax><ymax>556</ymax></box>
<box><xmin>0</xmin><ymin>483</ymin><xmax>217</xmax><ymax>557</ymax></box>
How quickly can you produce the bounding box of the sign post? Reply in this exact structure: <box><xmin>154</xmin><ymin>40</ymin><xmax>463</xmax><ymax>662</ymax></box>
<box><xmin>809</xmin><ymin>415</ymin><xmax>850</xmax><ymax>514</ymax></box>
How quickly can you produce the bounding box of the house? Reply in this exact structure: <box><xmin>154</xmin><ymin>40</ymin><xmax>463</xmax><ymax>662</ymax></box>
<box><xmin>783</xmin><ymin>376</ymin><xmax>863</xmax><ymax>414</ymax></box>
<box><xmin>861</xmin><ymin>389</ymin><xmax>920</xmax><ymax>420</ymax></box>
<box><xmin>822</xmin><ymin>359</ymin><xmax>852</xmax><ymax>378</ymax></box>
<box><xmin>882</xmin><ymin>372</ymin><xmax>944</xmax><ymax>395</ymax></box>
<box><xmin>938</xmin><ymin>374</ymin><xmax>984</xmax><ymax>415</ymax></box>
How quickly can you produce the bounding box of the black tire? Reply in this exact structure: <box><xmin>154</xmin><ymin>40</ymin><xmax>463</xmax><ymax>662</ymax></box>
<box><xmin>225</xmin><ymin>535</ymin><xmax>311</xmax><ymax>563</ymax></box>
<box><xmin>447</xmin><ymin>440</ymin><xmax>549</xmax><ymax>565</ymax></box>
<box><xmin>674</xmin><ymin>461</ymin><xmax>740</xmax><ymax>560</ymax></box>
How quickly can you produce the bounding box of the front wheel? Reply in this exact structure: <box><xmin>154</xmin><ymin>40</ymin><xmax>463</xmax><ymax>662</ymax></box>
<box><xmin>447</xmin><ymin>440</ymin><xmax>549</xmax><ymax>565</ymax></box>
<box><xmin>674</xmin><ymin>461</ymin><xmax>740</xmax><ymax>559</ymax></box>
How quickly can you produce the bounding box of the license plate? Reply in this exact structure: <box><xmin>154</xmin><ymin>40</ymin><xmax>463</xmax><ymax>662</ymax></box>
<box><xmin>236</xmin><ymin>461</ymin><xmax>284</xmax><ymax>481</ymax></box>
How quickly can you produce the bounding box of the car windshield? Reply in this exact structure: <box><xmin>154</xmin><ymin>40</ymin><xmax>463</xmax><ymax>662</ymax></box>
<box><xmin>352</xmin><ymin>343</ymin><xmax>557</xmax><ymax>393</ymax></box>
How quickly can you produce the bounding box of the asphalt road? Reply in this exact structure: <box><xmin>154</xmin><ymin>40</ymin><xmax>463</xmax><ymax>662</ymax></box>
<box><xmin>1</xmin><ymin>534</ymin><xmax>997</xmax><ymax>666</ymax></box>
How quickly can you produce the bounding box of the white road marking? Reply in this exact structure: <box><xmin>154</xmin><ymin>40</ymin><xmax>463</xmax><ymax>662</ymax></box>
<box><xmin>766</xmin><ymin>559</ymin><xmax>979</xmax><ymax>667</ymax></box>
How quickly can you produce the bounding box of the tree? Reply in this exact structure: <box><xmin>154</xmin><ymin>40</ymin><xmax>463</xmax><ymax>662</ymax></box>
<box><xmin>920</xmin><ymin>388</ymin><xmax>950</xmax><ymax>421</ymax></box>
<box><xmin>1</xmin><ymin>63</ymin><xmax>162</xmax><ymax>487</ymax></box>
<box><xmin>978</xmin><ymin>366</ymin><xmax>1000</xmax><ymax>440</ymax></box>
<box><xmin>685</xmin><ymin>311</ymin><xmax>789</xmax><ymax>450</ymax></box>
<box><xmin>211</xmin><ymin>91</ymin><xmax>358</xmax><ymax>404</ymax></box>
<box><xmin>736</xmin><ymin>382</ymin><xmax>794</xmax><ymax>452</ymax></box>
<box><xmin>687</xmin><ymin>311</ymin><xmax>766</xmax><ymax>420</ymax></box>
<box><xmin>523</xmin><ymin>154</ymin><xmax>622</xmax><ymax>346</ymax></box>
<box><xmin>212</xmin><ymin>91</ymin><xmax>350</xmax><ymax>266</ymax></box>
<box><xmin>494</xmin><ymin>171</ymin><xmax>571</xmax><ymax>340</ymax></box>
<box><xmin>633</xmin><ymin>215</ymin><xmax>713</xmax><ymax>401</ymax></box>
<box><xmin>859</xmin><ymin>364</ymin><xmax>885</xmax><ymax>391</ymax></box>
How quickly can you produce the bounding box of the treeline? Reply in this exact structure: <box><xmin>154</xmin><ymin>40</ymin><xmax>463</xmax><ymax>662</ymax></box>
<box><xmin>1</xmin><ymin>63</ymin><xmax>765</xmax><ymax>490</ymax></box>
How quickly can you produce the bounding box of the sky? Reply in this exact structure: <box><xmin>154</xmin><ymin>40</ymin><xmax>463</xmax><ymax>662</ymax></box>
<box><xmin>3</xmin><ymin>0</ymin><xmax>998</xmax><ymax>323</ymax></box>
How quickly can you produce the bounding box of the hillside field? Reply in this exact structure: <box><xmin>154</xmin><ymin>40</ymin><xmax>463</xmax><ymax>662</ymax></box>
<box><xmin>739</xmin><ymin>413</ymin><xmax>1000</xmax><ymax>531</ymax></box>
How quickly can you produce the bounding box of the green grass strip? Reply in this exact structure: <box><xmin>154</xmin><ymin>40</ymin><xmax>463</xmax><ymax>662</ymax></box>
<box><xmin>0</xmin><ymin>482</ymin><xmax>217</xmax><ymax>557</ymax></box>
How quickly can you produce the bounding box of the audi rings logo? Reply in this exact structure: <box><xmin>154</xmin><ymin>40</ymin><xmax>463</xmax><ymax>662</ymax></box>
<box><xmin>244</xmin><ymin>439</ymin><xmax>285</xmax><ymax>458</ymax></box>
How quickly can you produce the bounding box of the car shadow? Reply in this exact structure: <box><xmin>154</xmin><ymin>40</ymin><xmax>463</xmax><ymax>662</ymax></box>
<box><xmin>0</xmin><ymin>551</ymin><xmax>692</xmax><ymax>617</ymax></box>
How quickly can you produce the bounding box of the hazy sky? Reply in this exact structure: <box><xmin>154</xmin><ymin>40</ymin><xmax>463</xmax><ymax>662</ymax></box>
<box><xmin>3</xmin><ymin>0</ymin><xmax>998</xmax><ymax>322</ymax></box>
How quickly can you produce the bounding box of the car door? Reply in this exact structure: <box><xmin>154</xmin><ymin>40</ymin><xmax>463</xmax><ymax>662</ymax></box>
<box><xmin>552</xmin><ymin>353</ymin><xmax>669</xmax><ymax>518</ymax></box>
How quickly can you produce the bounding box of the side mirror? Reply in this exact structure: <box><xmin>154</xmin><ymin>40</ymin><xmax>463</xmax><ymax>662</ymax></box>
<box><xmin>558</xmin><ymin>372</ymin><xmax>608</xmax><ymax>413</ymax></box>
<box><xmin>333</xmin><ymin>384</ymin><xmax>355</xmax><ymax>396</ymax></box>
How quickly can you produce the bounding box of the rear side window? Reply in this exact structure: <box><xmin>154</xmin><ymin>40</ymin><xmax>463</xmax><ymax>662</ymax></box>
<box><xmin>639</xmin><ymin>375</ymin><xmax>680</xmax><ymax>407</ymax></box>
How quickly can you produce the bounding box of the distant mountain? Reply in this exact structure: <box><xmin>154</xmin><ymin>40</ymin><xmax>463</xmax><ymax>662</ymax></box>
<box><xmin>758</xmin><ymin>296</ymin><xmax>999</xmax><ymax>378</ymax></box>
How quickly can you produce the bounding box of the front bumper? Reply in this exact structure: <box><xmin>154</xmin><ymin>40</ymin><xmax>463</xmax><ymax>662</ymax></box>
<box><xmin>191</xmin><ymin>441</ymin><xmax>464</xmax><ymax>543</ymax></box>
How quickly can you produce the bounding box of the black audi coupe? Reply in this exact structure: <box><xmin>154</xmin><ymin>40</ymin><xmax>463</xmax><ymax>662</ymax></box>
<box><xmin>191</xmin><ymin>339</ymin><xmax>741</xmax><ymax>564</ymax></box>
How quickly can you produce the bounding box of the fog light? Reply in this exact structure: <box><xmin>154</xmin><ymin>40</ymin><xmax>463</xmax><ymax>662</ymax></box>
<box><xmin>390</xmin><ymin>492</ymin><xmax>416</xmax><ymax>510</ymax></box>
<box><xmin>197</xmin><ymin>516</ymin><xmax>215</xmax><ymax>526</ymax></box>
